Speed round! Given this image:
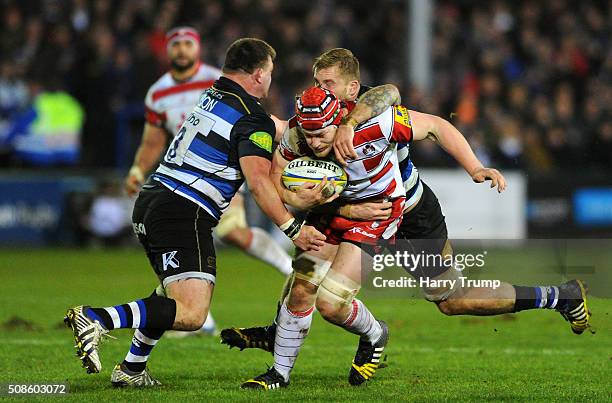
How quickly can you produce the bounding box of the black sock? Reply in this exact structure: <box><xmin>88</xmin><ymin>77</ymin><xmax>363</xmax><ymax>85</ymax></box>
<box><xmin>513</xmin><ymin>285</ymin><xmax>561</xmax><ymax>312</ymax></box>
<box><xmin>86</xmin><ymin>307</ymin><xmax>115</xmax><ymax>329</ymax></box>
<box><xmin>121</xmin><ymin>289</ymin><xmax>168</xmax><ymax>373</ymax></box>
<box><xmin>86</xmin><ymin>295</ymin><xmax>176</xmax><ymax>330</ymax></box>
<box><xmin>122</xmin><ymin>327</ymin><xmax>165</xmax><ymax>373</ymax></box>
<box><xmin>142</xmin><ymin>295</ymin><xmax>177</xmax><ymax>329</ymax></box>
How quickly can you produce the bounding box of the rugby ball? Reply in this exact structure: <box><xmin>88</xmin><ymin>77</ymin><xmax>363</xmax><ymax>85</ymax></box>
<box><xmin>282</xmin><ymin>156</ymin><xmax>347</xmax><ymax>196</ymax></box>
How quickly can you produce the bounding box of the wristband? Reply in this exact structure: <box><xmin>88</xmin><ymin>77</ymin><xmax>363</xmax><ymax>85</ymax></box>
<box><xmin>129</xmin><ymin>166</ymin><xmax>145</xmax><ymax>182</ymax></box>
<box><xmin>279</xmin><ymin>217</ymin><xmax>303</xmax><ymax>240</ymax></box>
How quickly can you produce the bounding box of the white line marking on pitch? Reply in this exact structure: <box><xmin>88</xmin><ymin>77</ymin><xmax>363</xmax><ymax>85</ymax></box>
<box><xmin>0</xmin><ymin>339</ymin><xmax>580</xmax><ymax>356</ymax></box>
<box><xmin>0</xmin><ymin>339</ymin><xmax>68</xmax><ymax>346</ymax></box>
<box><xmin>331</xmin><ymin>345</ymin><xmax>578</xmax><ymax>356</ymax></box>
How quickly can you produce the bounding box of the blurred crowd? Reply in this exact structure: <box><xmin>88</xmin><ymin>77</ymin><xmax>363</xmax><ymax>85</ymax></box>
<box><xmin>426</xmin><ymin>0</ymin><xmax>611</xmax><ymax>173</ymax></box>
<box><xmin>0</xmin><ymin>0</ymin><xmax>609</xmax><ymax>172</ymax></box>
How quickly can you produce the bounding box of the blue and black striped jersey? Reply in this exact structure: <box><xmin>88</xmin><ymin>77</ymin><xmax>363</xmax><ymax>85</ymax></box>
<box><xmin>151</xmin><ymin>77</ymin><xmax>275</xmax><ymax>222</ymax></box>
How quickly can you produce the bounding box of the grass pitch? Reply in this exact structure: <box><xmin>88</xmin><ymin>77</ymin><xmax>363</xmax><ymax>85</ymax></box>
<box><xmin>0</xmin><ymin>248</ymin><xmax>610</xmax><ymax>402</ymax></box>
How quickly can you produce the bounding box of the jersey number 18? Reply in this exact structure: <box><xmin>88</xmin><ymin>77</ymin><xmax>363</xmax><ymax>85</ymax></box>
<box><xmin>165</xmin><ymin>112</ymin><xmax>215</xmax><ymax>166</ymax></box>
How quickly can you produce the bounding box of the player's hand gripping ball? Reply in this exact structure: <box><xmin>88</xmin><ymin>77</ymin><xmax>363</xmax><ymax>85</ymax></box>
<box><xmin>282</xmin><ymin>156</ymin><xmax>347</xmax><ymax>197</ymax></box>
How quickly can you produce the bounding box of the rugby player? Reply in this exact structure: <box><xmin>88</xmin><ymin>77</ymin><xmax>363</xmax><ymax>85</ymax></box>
<box><xmin>221</xmin><ymin>47</ymin><xmax>505</xmax><ymax>351</ymax></box>
<box><xmin>331</xmin><ymin>52</ymin><xmax>591</xmax><ymax>328</ymax></box>
<box><xmin>64</xmin><ymin>38</ymin><xmax>330</xmax><ymax>387</ymax></box>
<box><xmin>124</xmin><ymin>27</ymin><xmax>294</xmax><ymax>336</ymax></box>
<box><xmin>224</xmin><ymin>49</ymin><xmax>592</xmax><ymax>389</ymax></box>
<box><xmin>241</xmin><ymin>86</ymin><xmax>412</xmax><ymax>390</ymax></box>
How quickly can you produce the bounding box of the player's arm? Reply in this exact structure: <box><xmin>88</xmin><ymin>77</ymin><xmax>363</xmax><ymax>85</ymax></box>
<box><xmin>336</xmin><ymin>199</ymin><xmax>393</xmax><ymax>221</ymax></box>
<box><xmin>237</xmin><ymin>115</ymin><xmax>326</xmax><ymax>251</ymax></box>
<box><xmin>241</xmin><ymin>155</ymin><xmax>325</xmax><ymax>251</ymax></box>
<box><xmin>240</xmin><ymin>155</ymin><xmax>293</xmax><ymax>225</ymax></box>
<box><xmin>270</xmin><ymin>149</ymin><xmax>338</xmax><ymax>210</ymax></box>
<box><xmin>125</xmin><ymin>123</ymin><xmax>168</xmax><ymax>196</ymax></box>
<box><xmin>270</xmin><ymin>114</ymin><xmax>288</xmax><ymax>143</ymax></box>
<box><xmin>334</xmin><ymin>84</ymin><xmax>401</xmax><ymax>165</ymax></box>
<box><xmin>410</xmin><ymin>110</ymin><xmax>506</xmax><ymax>192</ymax></box>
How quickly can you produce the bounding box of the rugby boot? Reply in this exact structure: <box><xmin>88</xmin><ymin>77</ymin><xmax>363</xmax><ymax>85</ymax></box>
<box><xmin>557</xmin><ymin>280</ymin><xmax>593</xmax><ymax>335</ymax></box>
<box><xmin>241</xmin><ymin>367</ymin><xmax>288</xmax><ymax>390</ymax></box>
<box><xmin>348</xmin><ymin>320</ymin><xmax>389</xmax><ymax>386</ymax></box>
<box><xmin>64</xmin><ymin>305</ymin><xmax>112</xmax><ymax>374</ymax></box>
<box><xmin>111</xmin><ymin>363</ymin><xmax>161</xmax><ymax>387</ymax></box>
<box><xmin>220</xmin><ymin>324</ymin><xmax>276</xmax><ymax>353</ymax></box>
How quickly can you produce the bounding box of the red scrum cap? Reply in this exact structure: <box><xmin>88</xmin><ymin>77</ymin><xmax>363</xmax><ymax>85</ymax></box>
<box><xmin>166</xmin><ymin>26</ymin><xmax>201</xmax><ymax>49</ymax></box>
<box><xmin>295</xmin><ymin>87</ymin><xmax>343</xmax><ymax>131</ymax></box>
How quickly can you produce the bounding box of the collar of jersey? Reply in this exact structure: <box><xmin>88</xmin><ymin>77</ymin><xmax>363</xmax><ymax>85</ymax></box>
<box><xmin>215</xmin><ymin>77</ymin><xmax>260</xmax><ymax>104</ymax></box>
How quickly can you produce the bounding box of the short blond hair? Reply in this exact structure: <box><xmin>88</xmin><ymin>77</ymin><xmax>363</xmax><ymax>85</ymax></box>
<box><xmin>312</xmin><ymin>48</ymin><xmax>360</xmax><ymax>81</ymax></box>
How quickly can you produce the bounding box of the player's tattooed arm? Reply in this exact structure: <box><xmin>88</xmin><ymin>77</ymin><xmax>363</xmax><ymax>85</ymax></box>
<box><xmin>334</xmin><ymin>84</ymin><xmax>401</xmax><ymax>165</ymax></box>
<box><xmin>342</xmin><ymin>84</ymin><xmax>401</xmax><ymax>127</ymax></box>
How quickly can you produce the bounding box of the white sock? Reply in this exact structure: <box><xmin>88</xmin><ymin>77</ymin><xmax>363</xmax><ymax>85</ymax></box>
<box><xmin>273</xmin><ymin>302</ymin><xmax>314</xmax><ymax>381</ymax></box>
<box><xmin>341</xmin><ymin>299</ymin><xmax>382</xmax><ymax>343</ymax></box>
<box><xmin>247</xmin><ymin>227</ymin><xmax>292</xmax><ymax>276</ymax></box>
<box><xmin>201</xmin><ymin>311</ymin><xmax>216</xmax><ymax>332</ymax></box>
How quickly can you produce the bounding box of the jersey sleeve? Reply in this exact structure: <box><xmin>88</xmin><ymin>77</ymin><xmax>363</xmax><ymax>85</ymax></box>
<box><xmin>233</xmin><ymin>113</ymin><xmax>275</xmax><ymax>160</ymax></box>
<box><xmin>278</xmin><ymin>121</ymin><xmax>306</xmax><ymax>161</ymax></box>
<box><xmin>144</xmin><ymin>88</ymin><xmax>166</xmax><ymax>128</ymax></box>
<box><xmin>390</xmin><ymin>105</ymin><xmax>413</xmax><ymax>143</ymax></box>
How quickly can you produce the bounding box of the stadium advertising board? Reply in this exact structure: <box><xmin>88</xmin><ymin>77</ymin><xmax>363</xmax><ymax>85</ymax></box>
<box><xmin>0</xmin><ymin>175</ymin><xmax>93</xmax><ymax>246</ymax></box>
<box><xmin>420</xmin><ymin>169</ymin><xmax>527</xmax><ymax>239</ymax></box>
<box><xmin>528</xmin><ymin>174</ymin><xmax>612</xmax><ymax>237</ymax></box>
<box><xmin>0</xmin><ymin>178</ymin><xmax>63</xmax><ymax>245</ymax></box>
